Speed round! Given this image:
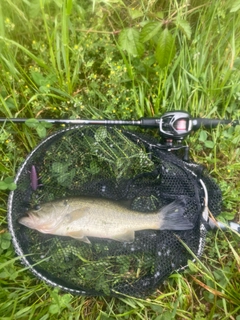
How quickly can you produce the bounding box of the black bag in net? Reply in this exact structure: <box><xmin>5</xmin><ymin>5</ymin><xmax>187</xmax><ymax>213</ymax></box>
<box><xmin>7</xmin><ymin>126</ymin><xmax>222</xmax><ymax>297</ymax></box>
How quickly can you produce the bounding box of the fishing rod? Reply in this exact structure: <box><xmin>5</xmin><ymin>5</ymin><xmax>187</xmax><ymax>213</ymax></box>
<box><xmin>1</xmin><ymin>110</ymin><xmax>239</xmax><ymax>142</ymax></box>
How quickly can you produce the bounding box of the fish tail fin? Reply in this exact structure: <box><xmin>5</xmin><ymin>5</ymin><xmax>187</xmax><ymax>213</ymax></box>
<box><xmin>158</xmin><ymin>199</ymin><xmax>194</xmax><ymax>231</ymax></box>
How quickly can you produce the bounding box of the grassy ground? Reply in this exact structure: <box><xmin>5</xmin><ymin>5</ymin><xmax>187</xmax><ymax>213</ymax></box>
<box><xmin>0</xmin><ymin>0</ymin><xmax>240</xmax><ymax>319</ymax></box>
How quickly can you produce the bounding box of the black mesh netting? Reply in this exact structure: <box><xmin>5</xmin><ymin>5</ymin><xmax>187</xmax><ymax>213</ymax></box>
<box><xmin>8</xmin><ymin>126</ymin><xmax>222</xmax><ymax>297</ymax></box>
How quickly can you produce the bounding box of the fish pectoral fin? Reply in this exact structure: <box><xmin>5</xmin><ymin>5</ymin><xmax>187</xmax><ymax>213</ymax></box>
<box><xmin>67</xmin><ymin>207</ymin><xmax>90</xmax><ymax>222</ymax></box>
<box><xmin>66</xmin><ymin>230</ymin><xmax>91</xmax><ymax>244</ymax></box>
<box><xmin>110</xmin><ymin>230</ymin><xmax>135</xmax><ymax>243</ymax></box>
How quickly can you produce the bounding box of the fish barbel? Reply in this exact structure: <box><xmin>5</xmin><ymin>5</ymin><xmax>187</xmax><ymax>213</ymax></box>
<box><xmin>18</xmin><ymin>197</ymin><xmax>193</xmax><ymax>243</ymax></box>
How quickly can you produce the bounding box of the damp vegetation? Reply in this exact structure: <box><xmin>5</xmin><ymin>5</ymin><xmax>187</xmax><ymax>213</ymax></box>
<box><xmin>0</xmin><ymin>0</ymin><xmax>240</xmax><ymax>319</ymax></box>
<box><xmin>28</xmin><ymin>235</ymin><xmax>156</xmax><ymax>297</ymax></box>
<box><xmin>43</xmin><ymin>126</ymin><xmax>154</xmax><ymax>186</ymax></box>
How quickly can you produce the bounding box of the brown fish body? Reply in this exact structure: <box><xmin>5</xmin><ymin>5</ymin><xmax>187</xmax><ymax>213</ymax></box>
<box><xmin>19</xmin><ymin>197</ymin><xmax>193</xmax><ymax>243</ymax></box>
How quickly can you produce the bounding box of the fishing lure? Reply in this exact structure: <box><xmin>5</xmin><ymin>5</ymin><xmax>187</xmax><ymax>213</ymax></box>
<box><xmin>30</xmin><ymin>165</ymin><xmax>42</xmax><ymax>191</ymax></box>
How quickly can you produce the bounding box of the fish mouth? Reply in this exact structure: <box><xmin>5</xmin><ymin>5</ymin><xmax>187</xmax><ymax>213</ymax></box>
<box><xmin>19</xmin><ymin>211</ymin><xmax>63</xmax><ymax>234</ymax></box>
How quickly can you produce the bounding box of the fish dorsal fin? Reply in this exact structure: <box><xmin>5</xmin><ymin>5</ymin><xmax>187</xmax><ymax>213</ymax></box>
<box><xmin>66</xmin><ymin>207</ymin><xmax>91</xmax><ymax>222</ymax></box>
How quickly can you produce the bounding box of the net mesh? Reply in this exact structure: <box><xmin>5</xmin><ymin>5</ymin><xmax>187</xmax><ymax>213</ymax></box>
<box><xmin>8</xmin><ymin>126</ymin><xmax>222</xmax><ymax>297</ymax></box>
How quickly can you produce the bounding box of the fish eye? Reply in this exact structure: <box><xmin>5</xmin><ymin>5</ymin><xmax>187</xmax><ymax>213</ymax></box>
<box><xmin>33</xmin><ymin>204</ymin><xmax>41</xmax><ymax>211</ymax></box>
<box><xmin>63</xmin><ymin>199</ymin><xmax>69</xmax><ymax>206</ymax></box>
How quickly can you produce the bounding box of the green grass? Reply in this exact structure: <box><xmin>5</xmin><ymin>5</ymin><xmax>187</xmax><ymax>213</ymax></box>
<box><xmin>0</xmin><ymin>0</ymin><xmax>240</xmax><ymax>319</ymax></box>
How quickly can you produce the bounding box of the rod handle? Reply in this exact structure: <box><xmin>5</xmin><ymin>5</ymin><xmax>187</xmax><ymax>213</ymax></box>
<box><xmin>192</xmin><ymin>118</ymin><xmax>239</xmax><ymax>130</ymax></box>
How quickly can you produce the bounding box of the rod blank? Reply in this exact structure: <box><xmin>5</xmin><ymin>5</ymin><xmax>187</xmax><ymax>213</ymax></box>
<box><xmin>0</xmin><ymin>117</ymin><xmax>140</xmax><ymax>125</ymax></box>
<box><xmin>0</xmin><ymin>117</ymin><xmax>161</xmax><ymax>127</ymax></box>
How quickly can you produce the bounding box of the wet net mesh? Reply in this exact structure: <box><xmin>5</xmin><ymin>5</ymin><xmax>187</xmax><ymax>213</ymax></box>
<box><xmin>8</xmin><ymin>126</ymin><xmax>222</xmax><ymax>297</ymax></box>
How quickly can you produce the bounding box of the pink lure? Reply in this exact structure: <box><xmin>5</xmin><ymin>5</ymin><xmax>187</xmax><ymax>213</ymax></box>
<box><xmin>30</xmin><ymin>165</ymin><xmax>41</xmax><ymax>191</ymax></box>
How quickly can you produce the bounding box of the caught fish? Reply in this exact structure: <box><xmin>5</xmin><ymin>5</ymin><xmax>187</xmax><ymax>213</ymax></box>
<box><xmin>18</xmin><ymin>197</ymin><xmax>193</xmax><ymax>243</ymax></box>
